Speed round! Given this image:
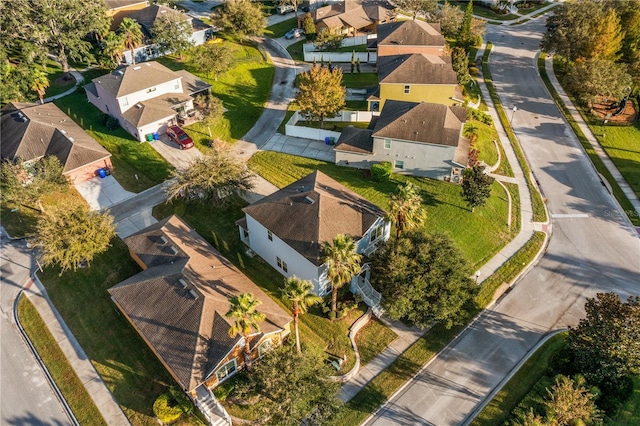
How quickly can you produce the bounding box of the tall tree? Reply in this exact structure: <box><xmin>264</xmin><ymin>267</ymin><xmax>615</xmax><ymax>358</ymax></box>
<box><xmin>295</xmin><ymin>65</ymin><xmax>346</xmax><ymax>128</ymax></box>
<box><xmin>314</xmin><ymin>30</ymin><xmax>344</xmax><ymax>52</ymax></box>
<box><xmin>101</xmin><ymin>32</ymin><xmax>125</xmax><ymax>69</ymax></box>
<box><xmin>461</xmin><ymin>164</ymin><xmax>494</xmax><ymax>212</ymax></box>
<box><xmin>545</xmin><ymin>375</ymin><xmax>602</xmax><ymax>426</ymax></box>
<box><xmin>610</xmin><ymin>0</ymin><xmax>640</xmax><ymax>65</ymax></box>
<box><xmin>30</xmin><ymin>205</ymin><xmax>115</xmax><ymax>274</ymax></box>
<box><xmin>567</xmin><ymin>293</ymin><xmax>640</xmax><ymax>387</ymax></box>
<box><xmin>119</xmin><ymin>17</ymin><xmax>143</xmax><ymax>65</ymax></box>
<box><xmin>370</xmin><ymin>231</ymin><xmax>478</xmax><ymax>329</ymax></box>
<box><xmin>281</xmin><ymin>277</ymin><xmax>322</xmax><ymax>353</ymax></box>
<box><xmin>225</xmin><ymin>293</ymin><xmax>266</xmax><ymax>372</ymax></box>
<box><xmin>212</xmin><ymin>0</ymin><xmax>266</xmax><ymax>42</ymax></box>
<box><xmin>590</xmin><ymin>8</ymin><xmax>623</xmax><ymax>61</ymax></box>
<box><xmin>437</xmin><ymin>1</ymin><xmax>464</xmax><ymax>39</ymax></box>
<box><xmin>191</xmin><ymin>43</ymin><xmax>234</xmax><ymax>80</ymax></box>
<box><xmin>458</xmin><ymin>0</ymin><xmax>475</xmax><ymax>49</ymax></box>
<box><xmin>566</xmin><ymin>58</ymin><xmax>632</xmax><ymax>107</ymax></box>
<box><xmin>451</xmin><ymin>46</ymin><xmax>471</xmax><ymax>85</ymax></box>
<box><xmin>387</xmin><ymin>181</ymin><xmax>425</xmax><ymax>239</ymax></box>
<box><xmin>164</xmin><ymin>145</ymin><xmax>254</xmax><ymax>205</ymax></box>
<box><xmin>152</xmin><ymin>13</ymin><xmax>194</xmax><ymax>59</ymax></box>
<box><xmin>394</xmin><ymin>0</ymin><xmax>438</xmax><ymax>20</ymax></box>
<box><xmin>302</xmin><ymin>12</ymin><xmax>316</xmax><ymax>40</ymax></box>
<box><xmin>322</xmin><ymin>234</ymin><xmax>362</xmax><ymax>315</ymax></box>
<box><xmin>30</xmin><ymin>69</ymin><xmax>49</xmax><ymax>104</ymax></box>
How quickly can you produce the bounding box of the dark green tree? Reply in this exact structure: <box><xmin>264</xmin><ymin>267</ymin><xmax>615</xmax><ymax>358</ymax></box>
<box><xmin>394</xmin><ymin>0</ymin><xmax>439</xmax><ymax>21</ymax></box>
<box><xmin>314</xmin><ymin>30</ymin><xmax>344</xmax><ymax>51</ymax></box>
<box><xmin>566</xmin><ymin>58</ymin><xmax>632</xmax><ymax>107</ymax></box>
<box><xmin>351</xmin><ymin>50</ymin><xmax>355</xmax><ymax>73</ymax></box>
<box><xmin>322</xmin><ymin>234</ymin><xmax>362</xmax><ymax>315</ymax></box>
<box><xmin>100</xmin><ymin>31</ymin><xmax>125</xmax><ymax>69</ymax></box>
<box><xmin>451</xmin><ymin>46</ymin><xmax>471</xmax><ymax>85</ymax></box>
<box><xmin>212</xmin><ymin>0</ymin><xmax>266</xmax><ymax>42</ymax></box>
<box><xmin>458</xmin><ymin>0</ymin><xmax>475</xmax><ymax>49</ymax></box>
<box><xmin>152</xmin><ymin>13</ymin><xmax>194</xmax><ymax>59</ymax></box>
<box><xmin>119</xmin><ymin>17</ymin><xmax>143</xmax><ymax>65</ymax></box>
<box><xmin>281</xmin><ymin>277</ymin><xmax>322</xmax><ymax>353</ymax></box>
<box><xmin>225</xmin><ymin>293</ymin><xmax>265</xmax><ymax>372</ymax></box>
<box><xmin>461</xmin><ymin>164</ymin><xmax>494</xmax><ymax>212</ymax></box>
<box><xmin>387</xmin><ymin>181</ymin><xmax>425</xmax><ymax>239</ymax></box>
<box><xmin>370</xmin><ymin>231</ymin><xmax>478</xmax><ymax>329</ymax></box>
<box><xmin>191</xmin><ymin>43</ymin><xmax>235</xmax><ymax>80</ymax></box>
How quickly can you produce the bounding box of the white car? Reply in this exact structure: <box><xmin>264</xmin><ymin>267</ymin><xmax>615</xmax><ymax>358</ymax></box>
<box><xmin>276</xmin><ymin>4</ymin><xmax>295</xmax><ymax>14</ymax></box>
<box><xmin>285</xmin><ymin>28</ymin><xmax>304</xmax><ymax>39</ymax></box>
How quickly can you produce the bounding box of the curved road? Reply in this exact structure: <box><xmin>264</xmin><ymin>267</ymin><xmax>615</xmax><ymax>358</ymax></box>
<box><xmin>364</xmin><ymin>18</ymin><xmax>640</xmax><ymax>426</ymax></box>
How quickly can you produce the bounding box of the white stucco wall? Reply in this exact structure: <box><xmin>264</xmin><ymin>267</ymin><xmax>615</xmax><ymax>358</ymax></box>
<box><xmin>119</xmin><ymin>76</ymin><xmax>183</xmax><ymax>114</ymax></box>
<box><xmin>123</xmin><ymin>29</ymin><xmax>211</xmax><ymax>64</ymax></box>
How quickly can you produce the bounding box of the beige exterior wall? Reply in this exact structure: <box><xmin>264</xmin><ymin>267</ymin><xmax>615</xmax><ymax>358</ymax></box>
<box><xmin>379</xmin><ymin>83</ymin><xmax>458</xmax><ymax>110</ymax></box>
<box><xmin>377</xmin><ymin>45</ymin><xmax>444</xmax><ymax>57</ymax></box>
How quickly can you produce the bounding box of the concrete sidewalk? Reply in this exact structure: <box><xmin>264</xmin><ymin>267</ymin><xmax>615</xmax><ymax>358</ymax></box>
<box><xmin>42</xmin><ymin>69</ymin><xmax>84</xmax><ymax>103</ymax></box>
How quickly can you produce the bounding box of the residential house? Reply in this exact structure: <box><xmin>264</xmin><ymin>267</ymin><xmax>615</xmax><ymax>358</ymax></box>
<box><xmin>368</xmin><ymin>53</ymin><xmax>461</xmax><ymax>111</ymax></box>
<box><xmin>376</xmin><ymin>20</ymin><xmax>446</xmax><ymax>57</ymax></box>
<box><xmin>334</xmin><ymin>100</ymin><xmax>470</xmax><ymax>181</ymax></box>
<box><xmin>113</xmin><ymin>4</ymin><xmax>213</xmax><ymax>64</ymax></box>
<box><xmin>108</xmin><ymin>215</ymin><xmax>292</xmax><ymax>395</ymax></box>
<box><xmin>105</xmin><ymin>0</ymin><xmax>149</xmax><ymax>28</ymax></box>
<box><xmin>236</xmin><ymin>171</ymin><xmax>390</xmax><ymax>298</ymax></box>
<box><xmin>1</xmin><ymin>102</ymin><xmax>112</xmax><ymax>183</ymax></box>
<box><xmin>313</xmin><ymin>0</ymin><xmax>396</xmax><ymax>36</ymax></box>
<box><xmin>84</xmin><ymin>61</ymin><xmax>211</xmax><ymax>141</ymax></box>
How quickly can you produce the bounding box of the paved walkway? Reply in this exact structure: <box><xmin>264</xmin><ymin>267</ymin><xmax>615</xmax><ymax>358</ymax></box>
<box><xmin>42</xmin><ymin>69</ymin><xmax>84</xmax><ymax>103</ymax></box>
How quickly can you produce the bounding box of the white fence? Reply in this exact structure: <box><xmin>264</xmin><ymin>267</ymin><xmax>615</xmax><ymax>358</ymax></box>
<box><xmin>285</xmin><ymin>110</ymin><xmax>374</xmax><ymax>141</ymax></box>
<box><xmin>303</xmin><ymin>35</ymin><xmax>377</xmax><ymax>63</ymax></box>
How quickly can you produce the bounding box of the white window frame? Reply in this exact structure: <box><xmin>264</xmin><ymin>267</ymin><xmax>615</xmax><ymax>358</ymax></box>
<box><xmin>403</xmin><ymin>85</ymin><xmax>410</xmax><ymax>94</ymax></box>
<box><xmin>215</xmin><ymin>359</ymin><xmax>237</xmax><ymax>383</ymax></box>
<box><xmin>383</xmin><ymin>138</ymin><xmax>391</xmax><ymax>149</ymax></box>
<box><xmin>371</xmin><ymin>225</ymin><xmax>384</xmax><ymax>243</ymax></box>
<box><xmin>394</xmin><ymin>160</ymin><xmax>404</xmax><ymax>169</ymax></box>
<box><xmin>258</xmin><ymin>339</ymin><xmax>272</xmax><ymax>358</ymax></box>
<box><xmin>267</xmin><ymin>230</ymin><xmax>273</xmax><ymax>241</ymax></box>
<box><xmin>276</xmin><ymin>256</ymin><xmax>288</xmax><ymax>273</ymax></box>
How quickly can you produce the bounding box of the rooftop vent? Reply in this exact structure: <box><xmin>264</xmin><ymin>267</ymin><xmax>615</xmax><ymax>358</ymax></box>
<box><xmin>133</xmin><ymin>66</ymin><xmax>141</xmax><ymax>70</ymax></box>
<box><xmin>188</xmin><ymin>289</ymin><xmax>199</xmax><ymax>300</ymax></box>
<box><xmin>177</xmin><ymin>278</ymin><xmax>188</xmax><ymax>289</ymax></box>
<box><xmin>59</xmin><ymin>129</ymin><xmax>67</xmax><ymax>135</ymax></box>
<box><xmin>135</xmin><ymin>103</ymin><xmax>143</xmax><ymax>109</ymax></box>
<box><xmin>304</xmin><ymin>196</ymin><xmax>315</xmax><ymax>204</ymax></box>
<box><xmin>67</xmin><ymin>137</ymin><xmax>75</xmax><ymax>142</ymax></box>
<box><xmin>169</xmin><ymin>245</ymin><xmax>178</xmax><ymax>255</ymax></box>
<box><xmin>115</xmin><ymin>70</ymin><xmax>123</xmax><ymax>76</ymax></box>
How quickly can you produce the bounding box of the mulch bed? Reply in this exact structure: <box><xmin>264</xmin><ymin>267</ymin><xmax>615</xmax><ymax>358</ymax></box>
<box><xmin>591</xmin><ymin>96</ymin><xmax>638</xmax><ymax>125</ymax></box>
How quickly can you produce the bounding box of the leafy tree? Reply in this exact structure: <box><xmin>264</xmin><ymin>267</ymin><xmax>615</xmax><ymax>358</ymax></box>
<box><xmin>212</xmin><ymin>0</ymin><xmax>266</xmax><ymax>42</ymax></box>
<box><xmin>566</xmin><ymin>58</ymin><xmax>632</xmax><ymax>107</ymax></box>
<box><xmin>322</xmin><ymin>234</ymin><xmax>362</xmax><ymax>315</ymax></box>
<box><xmin>545</xmin><ymin>375</ymin><xmax>602</xmax><ymax>426</ymax></box>
<box><xmin>164</xmin><ymin>146</ymin><xmax>254</xmax><ymax>205</ymax></box>
<box><xmin>567</xmin><ymin>293</ymin><xmax>640</xmax><ymax>388</ymax></box>
<box><xmin>1</xmin><ymin>156</ymin><xmax>69</xmax><ymax>211</ymax></box>
<box><xmin>590</xmin><ymin>8</ymin><xmax>623</xmax><ymax>61</ymax></box>
<box><xmin>451</xmin><ymin>46</ymin><xmax>471</xmax><ymax>85</ymax></box>
<box><xmin>610</xmin><ymin>0</ymin><xmax>640</xmax><ymax>65</ymax></box>
<box><xmin>152</xmin><ymin>13</ymin><xmax>194</xmax><ymax>59</ymax></box>
<box><xmin>191</xmin><ymin>43</ymin><xmax>234</xmax><ymax>80</ymax></box>
<box><xmin>281</xmin><ymin>277</ymin><xmax>322</xmax><ymax>353</ymax></box>
<box><xmin>30</xmin><ymin>69</ymin><xmax>49</xmax><ymax>104</ymax></box>
<box><xmin>394</xmin><ymin>0</ymin><xmax>438</xmax><ymax>21</ymax></box>
<box><xmin>295</xmin><ymin>65</ymin><xmax>346</xmax><ymax>128</ymax></box>
<box><xmin>238</xmin><ymin>344</ymin><xmax>340</xmax><ymax>425</ymax></box>
<box><xmin>461</xmin><ymin>164</ymin><xmax>494</xmax><ymax>212</ymax></box>
<box><xmin>370</xmin><ymin>231</ymin><xmax>477</xmax><ymax>329</ymax></box>
<box><xmin>119</xmin><ymin>17</ymin><xmax>143</xmax><ymax>65</ymax></box>
<box><xmin>314</xmin><ymin>30</ymin><xmax>344</xmax><ymax>51</ymax></box>
<box><xmin>387</xmin><ymin>181</ymin><xmax>425</xmax><ymax>239</ymax></box>
<box><xmin>30</xmin><ymin>205</ymin><xmax>115</xmax><ymax>274</ymax></box>
<box><xmin>438</xmin><ymin>1</ymin><xmax>464</xmax><ymax>39</ymax></box>
<box><xmin>302</xmin><ymin>12</ymin><xmax>316</xmax><ymax>40</ymax></box>
<box><xmin>458</xmin><ymin>0</ymin><xmax>475</xmax><ymax>49</ymax></box>
<box><xmin>101</xmin><ymin>32</ymin><xmax>125</xmax><ymax>69</ymax></box>
<box><xmin>225</xmin><ymin>293</ymin><xmax>266</xmax><ymax>372</ymax></box>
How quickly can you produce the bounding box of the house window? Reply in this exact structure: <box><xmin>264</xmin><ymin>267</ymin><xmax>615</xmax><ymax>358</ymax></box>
<box><xmin>404</xmin><ymin>85</ymin><xmax>410</xmax><ymax>94</ymax></box>
<box><xmin>146</xmin><ymin>87</ymin><xmax>157</xmax><ymax>93</ymax></box>
<box><xmin>371</xmin><ymin>225</ymin><xmax>384</xmax><ymax>243</ymax></box>
<box><xmin>384</xmin><ymin>139</ymin><xmax>391</xmax><ymax>149</ymax></box>
<box><xmin>267</xmin><ymin>230</ymin><xmax>273</xmax><ymax>241</ymax></box>
<box><xmin>215</xmin><ymin>359</ymin><xmax>237</xmax><ymax>382</ymax></box>
<box><xmin>276</xmin><ymin>257</ymin><xmax>288</xmax><ymax>273</ymax></box>
<box><xmin>394</xmin><ymin>160</ymin><xmax>404</xmax><ymax>169</ymax></box>
<box><xmin>258</xmin><ymin>339</ymin><xmax>272</xmax><ymax>358</ymax></box>
<box><xmin>242</xmin><ymin>228</ymin><xmax>249</xmax><ymax>239</ymax></box>
<box><xmin>146</xmin><ymin>46</ymin><xmax>155</xmax><ymax>57</ymax></box>
<box><xmin>174</xmin><ymin>82</ymin><xmax>180</xmax><ymax>90</ymax></box>
<box><xmin>122</xmin><ymin>97</ymin><xmax>129</xmax><ymax>107</ymax></box>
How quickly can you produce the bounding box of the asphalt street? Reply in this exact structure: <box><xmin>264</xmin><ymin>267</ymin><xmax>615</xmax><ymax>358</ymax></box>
<box><xmin>364</xmin><ymin>19</ymin><xmax>640</xmax><ymax>426</ymax></box>
<box><xmin>0</xmin><ymin>235</ymin><xmax>71</xmax><ymax>426</ymax></box>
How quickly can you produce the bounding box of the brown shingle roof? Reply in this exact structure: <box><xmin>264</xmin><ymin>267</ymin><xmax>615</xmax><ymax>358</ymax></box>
<box><xmin>378</xmin><ymin>53</ymin><xmax>458</xmax><ymax>85</ymax></box>
<box><xmin>175</xmin><ymin>70</ymin><xmax>212</xmax><ymax>95</ymax></box>
<box><xmin>92</xmin><ymin>61</ymin><xmax>180</xmax><ymax>98</ymax></box>
<box><xmin>372</xmin><ymin>100</ymin><xmax>467</xmax><ymax>147</ymax></box>
<box><xmin>125</xmin><ymin>4</ymin><xmax>188</xmax><ymax>32</ymax></box>
<box><xmin>242</xmin><ymin>171</ymin><xmax>385</xmax><ymax>266</ymax></box>
<box><xmin>121</xmin><ymin>93</ymin><xmax>192</xmax><ymax>127</ymax></box>
<box><xmin>1</xmin><ymin>102</ymin><xmax>111</xmax><ymax>174</ymax></box>
<box><xmin>334</xmin><ymin>127</ymin><xmax>374</xmax><ymax>154</ymax></box>
<box><xmin>377</xmin><ymin>20</ymin><xmax>445</xmax><ymax>48</ymax></box>
<box><xmin>108</xmin><ymin>215</ymin><xmax>291</xmax><ymax>391</ymax></box>
<box><xmin>315</xmin><ymin>0</ymin><xmax>394</xmax><ymax>30</ymax></box>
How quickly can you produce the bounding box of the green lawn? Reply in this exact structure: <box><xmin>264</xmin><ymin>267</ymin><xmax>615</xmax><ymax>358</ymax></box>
<box><xmin>449</xmin><ymin>1</ymin><xmax>519</xmax><ymax>21</ymax></box>
<box><xmin>17</xmin><ymin>296</ymin><xmax>107</xmax><ymax>426</ymax></box>
<box><xmin>333</xmin><ymin>44</ymin><xmax>369</xmax><ymax>53</ymax></box>
<box><xmin>248</xmin><ymin>151</ymin><xmax>515</xmax><ymax>270</ymax></box>
<box><xmin>344</xmin><ymin>100</ymin><xmax>369</xmax><ymax>110</ymax></box>
<box><xmin>54</xmin><ymin>93</ymin><xmax>173</xmax><ymax>193</ymax></box>
<box><xmin>156</xmin><ymin>42</ymin><xmax>274</xmax><ymax>144</ymax></box>
<box><xmin>264</xmin><ymin>17</ymin><xmax>298</xmax><ymax>38</ymax></box>
<box><xmin>44</xmin><ymin>59</ymin><xmax>76</xmax><ymax>98</ymax></box>
<box><xmin>355</xmin><ymin>318</ymin><xmax>398</xmax><ymax>366</ymax></box>
<box><xmin>471</xmin><ymin>332</ymin><xmax>567</xmax><ymax>426</ymax></box>
<box><xmin>341</xmin><ymin>72</ymin><xmax>378</xmax><ymax>88</ymax></box>
<box><xmin>286</xmin><ymin>39</ymin><xmax>306</xmax><ymax>62</ymax></box>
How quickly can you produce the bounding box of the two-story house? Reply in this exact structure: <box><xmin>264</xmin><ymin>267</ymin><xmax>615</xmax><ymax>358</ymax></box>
<box><xmin>85</xmin><ymin>61</ymin><xmax>210</xmax><ymax>141</ymax></box>
<box><xmin>334</xmin><ymin>100</ymin><xmax>470</xmax><ymax>181</ymax></box>
<box><xmin>376</xmin><ymin>20</ymin><xmax>446</xmax><ymax>57</ymax></box>
<box><xmin>312</xmin><ymin>0</ymin><xmax>396</xmax><ymax>36</ymax></box>
<box><xmin>236</xmin><ymin>171</ymin><xmax>390</xmax><ymax>297</ymax></box>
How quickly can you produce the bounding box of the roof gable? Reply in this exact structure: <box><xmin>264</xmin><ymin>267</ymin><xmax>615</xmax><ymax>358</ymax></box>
<box><xmin>92</xmin><ymin>61</ymin><xmax>181</xmax><ymax>99</ymax></box>
<box><xmin>378</xmin><ymin>53</ymin><xmax>458</xmax><ymax>85</ymax></box>
<box><xmin>377</xmin><ymin>20</ymin><xmax>445</xmax><ymax>47</ymax></box>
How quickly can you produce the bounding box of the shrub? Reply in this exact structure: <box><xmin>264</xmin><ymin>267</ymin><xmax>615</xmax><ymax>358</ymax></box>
<box><xmin>153</xmin><ymin>392</ymin><xmax>183</xmax><ymax>424</ymax></box>
<box><xmin>370</xmin><ymin>161</ymin><xmax>392</xmax><ymax>182</ymax></box>
<box><xmin>102</xmin><ymin>114</ymin><xmax>120</xmax><ymax>130</ymax></box>
<box><xmin>168</xmin><ymin>387</ymin><xmax>193</xmax><ymax>415</ymax></box>
<box><xmin>468</xmin><ymin>108</ymin><xmax>492</xmax><ymax>125</ymax></box>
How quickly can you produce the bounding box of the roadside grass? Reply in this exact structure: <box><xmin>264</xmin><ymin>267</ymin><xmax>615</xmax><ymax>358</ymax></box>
<box><xmin>37</xmin><ymin>239</ymin><xmax>206</xmax><ymax>426</ymax></box>
<box><xmin>54</xmin><ymin>93</ymin><xmax>173</xmax><ymax>192</ymax></box>
<box><xmin>156</xmin><ymin>42</ymin><xmax>274</xmax><ymax>144</ymax></box>
<box><xmin>482</xmin><ymin>43</ymin><xmax>548</xmax><ymax>223</ymax></box>
<box><xmin>355</xmin><ymin>319</ymin><xmax>398</xmax><ymax>366</ymax></box>
<box><xmin>248</xmin><ymin>151</ymin><xmax>515</xmax><ymax>270</ymax></box>
<box><xmin>341</xmin><ymin>72</ymin><xmax>378</xmax><ymax>88</ymax></box>
<box><xmin>505</xmin><ymin>182</ymin><xmax>522</xmax><ymax>235</ymax></box>
<box><xmin>17</xmin><ymin>296</ymin><xmax>108</xmax><ymax>426</ymax></box>
<box><xmin>286</xmin><ymin>39</ymin><xmax>306</xmax><ymax>61</ymax></box>
<box><xmin>471</xmin><ymin>332</ymin><xmax>568</xmax><ymax>426</ymax></box>
<box><xmin>537</xmin><ymin>53</ymin><xmax>640</xmax><ymax>226</ymax></box>
<box><xmin>473</xmin><ymin>119</ymin><xmax>500</xmax><ymax>169</ymax></box>
<box><xmin>264</xmin><ymin>17</ymin><xmax>298</xmax><ymax>38</ymax></box>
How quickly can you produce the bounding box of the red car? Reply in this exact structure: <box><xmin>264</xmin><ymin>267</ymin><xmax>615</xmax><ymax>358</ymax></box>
<box><xmin>167</xmin><ymin>125</ymin><xmax>194</xmax><ymax>149</ymax></box>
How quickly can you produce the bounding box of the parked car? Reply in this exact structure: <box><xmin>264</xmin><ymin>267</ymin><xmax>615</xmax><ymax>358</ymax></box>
<box><xmin>166</xmin><ymin>125</ymin><xmax>194</xmax><ymax>149</ymax></box>
<box><xmin>285</xmin><ymin>28</ymin><xmax>304</xmax><ymax>39</ymax></box>
<box><xmin>276</xmin><ymin>4</ymin><xmax>295</xmax><ymax>14</ymax></box>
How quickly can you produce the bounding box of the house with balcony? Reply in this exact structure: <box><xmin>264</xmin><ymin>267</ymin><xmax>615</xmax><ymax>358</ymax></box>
<box><xmin>85</xmin><ymin>61</ymin><xmax>211</xmax><ymax>141</ymax></box>
<box><xmin>236</xmin><ymin>171</ymin><xmax>390</xmax><ymax>304</ymax></box>
<box><xmin>313</xmin><ymin>0</ymin><xmax>396</xmax><ymax>36</ymax></box>
<box><xmin>335</xmin><ymin>100</ymin><xmax>470</xmax><ymax>181</ymax></box>
<box><xmin>375</xmin><ymin>20</ymin><xmax>446</xmax><ymax>57</ymax></box>
<box><xmin>108</xmin><ymin>215</ymin><xmax>291</xmax><ymax>423</ymax></box>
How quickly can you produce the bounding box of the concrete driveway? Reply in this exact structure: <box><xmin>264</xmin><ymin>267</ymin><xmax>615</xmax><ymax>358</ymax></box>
<box><xmin>75</xmin><ymin>175</ymin><xmax>135</xmax><ymax>211</ymax></box>
<box><xmin>150</xmin><ymin>134</ymin><xmax>204</xmax><ymax>170</ymax></box>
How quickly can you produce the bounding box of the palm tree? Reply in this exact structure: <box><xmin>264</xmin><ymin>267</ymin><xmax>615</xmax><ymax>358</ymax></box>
<box><xmin>387</xmin><ymin>181</ymin><xmax>425</xmax><ymax>239</ymax></box>
<box><xmin>102</xmin><ymin>32</ymin><xmax>125</xmax><ymax>68</ymax></box>
<box><xmin>281</xmin><ymin>277</ymin><xmax>322</xmax><ymax>353</ymax></box>
<box><xmin>322</xmin><ymin>234</ymin><xmax>362</xmax><ymax>315</ymax></box>
<box><xmin>31</xmin><ymin>70</ymin><xmax>49</xmax><ymax>104</ymax></box>
<box><xmin>225</xmin><ymin>293</ymin><xmax>265</xmax><ymax>372</ymax></box>
<box><xmin>119</xmin><ymin>18</ymin><xmax>143</xmax><ymax>65</ymax></box>
<box><xmin>463</xmin><ymin>123</ymin><xmax>478</xmax><ymax>144</ymax></box>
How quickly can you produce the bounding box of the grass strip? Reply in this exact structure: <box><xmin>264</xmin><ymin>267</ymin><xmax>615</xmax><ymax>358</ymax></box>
<box><xmin>471</xmin><ymin>332</ymin><xmax>567</xmax><ymax>426</ymax></box>
<box><xmin>537</xmin><ymin>53</ymin><xmax>640</xmax><ymax>226</ymax></box>
<box><xmin>17</xmin><ymin>296</ymin><xmax>108</xmax><ymax>426</ymax></box>
<box><xmin>482</xmin><ymin>43</ymin><xmax>548</xmax><ymax>223</ymax></box>
<box><xmin>264</xmin><ymin>17</ymin><xmax>298</xmax><ymax>38</ymax></box>
<box><xmin>355</xmin><ymin>319</ymin><xmax>398</xmax><ymax>366</ymax></box>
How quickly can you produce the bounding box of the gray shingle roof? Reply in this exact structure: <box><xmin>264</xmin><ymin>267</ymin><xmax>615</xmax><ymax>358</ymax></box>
<box><xmin>377</xmin><ymin>20</ymin><xmax>445</xmax><ymax>48</ymax></box>
<box><xmin>92</xmin><ymin>61</ymin><xmax>180</xmax><ymax>99</ymax></box>
<box><xmin>122</xmin><ymin>93</ymin><xmax>192</xmax><ymax>127</ymax></box>
<box><xmin>334</xmin><ymin>127</ymin><xmax>374</xmax><ymax>154</ymax></box>
<box><xmin>1</xmin><ymin>102</ymin><xmax>111</xmax><ymax>174</ymax></box>
<box><xmin>242</xmin><ymin>171</ymin><xmax>385</xmax><ymax>266</ymax></box>
<box><xmin>378</xmin><ymin>54</ymin><xmax>458</xmax><ymax>85</ymax></box>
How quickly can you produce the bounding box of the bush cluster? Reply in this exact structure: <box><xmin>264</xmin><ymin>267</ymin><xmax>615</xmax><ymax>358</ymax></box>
<box><xmin>370</xmin><ymin>161</ymin><xmax>392</xmax><ymax>182</ymax></box>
